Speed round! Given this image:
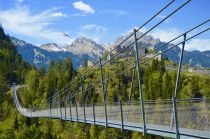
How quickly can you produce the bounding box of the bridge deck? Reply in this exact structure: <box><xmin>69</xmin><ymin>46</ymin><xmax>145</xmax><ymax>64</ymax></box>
<box><xmin>15</xmin><ymin>103</ymin><xmax>210</xmax><ymax>139</ymax></box>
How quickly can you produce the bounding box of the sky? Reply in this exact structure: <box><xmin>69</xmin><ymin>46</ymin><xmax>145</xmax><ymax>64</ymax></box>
<box><xmin>0</xmin><ymin>0</ymin><xmax>209</xmax><ymax>51</ymax></box>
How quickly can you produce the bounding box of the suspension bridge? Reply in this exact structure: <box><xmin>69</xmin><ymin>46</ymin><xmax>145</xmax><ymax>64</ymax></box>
<box><xmin>14</xmin><ymin>0</ymin><xmax>210</xmax><ymax>138</ymax></box>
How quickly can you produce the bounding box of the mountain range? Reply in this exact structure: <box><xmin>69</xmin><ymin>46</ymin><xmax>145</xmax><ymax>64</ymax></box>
<box><xmin>11</xmin><ymin>37</ymin><xmax>99</xmax><ymax>69</ymax></box>
<box><xmin>111</xmin><ymin>32</ymin><xmax>210</xmax><ymax>68</ymax></box>
<box><xmin>11</xmin><ymin>32</ymin><xmax>210</xmax><ymax>69</ymax></box>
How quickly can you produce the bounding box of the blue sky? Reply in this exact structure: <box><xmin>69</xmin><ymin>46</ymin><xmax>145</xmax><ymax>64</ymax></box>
<box><xmin>0</xmin><ymin>0</ymin><xmax>209</xmax><ymax>51</ymax></box>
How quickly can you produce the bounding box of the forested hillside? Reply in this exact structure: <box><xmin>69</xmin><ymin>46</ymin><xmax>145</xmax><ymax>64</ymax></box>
<box><xmin>0</xmin><ymin>26</ymin><xmax>31</xmax><ymax>92</ymax></box>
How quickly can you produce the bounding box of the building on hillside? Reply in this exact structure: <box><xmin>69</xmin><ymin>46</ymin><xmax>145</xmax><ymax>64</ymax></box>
<box><xmin>87</xmin><ymin>59</ymin><xmax>111</xmax><ymax>67</ymax></box>
<box><xmin>145</xmin><ymin>51</ymin><xmax>168</xmax><ymax>61</ymax></box>
<box><xmin>87</xmin><ymin>60</ymin><xmax>94</xmax><ymax>67</ymax></box>
<box><xmin>188</xmin><ymin>68</ymin><xmax>210</xmax><ymax>74</ymax></box>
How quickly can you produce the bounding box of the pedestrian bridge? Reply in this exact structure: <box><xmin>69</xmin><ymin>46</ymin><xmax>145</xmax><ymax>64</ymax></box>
<box><xmin>14</xmin><ymin>0</ymin><xmax>210</xmax><ymax>138</ymax></box>
<box><xmin>14</xmin><ymin>89</ymin><xmax>210</xmax><ymax>138</ymax></box>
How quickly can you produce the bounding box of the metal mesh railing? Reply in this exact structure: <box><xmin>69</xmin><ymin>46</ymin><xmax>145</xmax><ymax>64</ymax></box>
<box><xmin>14</xmin><ymin>87</ymin><xmax>210</xmax><ymax>137</ymax></box>
<box><xmin>15</xmin><ymin>93</ymin><xmax>210</xmax><ymax>132</ymax></box>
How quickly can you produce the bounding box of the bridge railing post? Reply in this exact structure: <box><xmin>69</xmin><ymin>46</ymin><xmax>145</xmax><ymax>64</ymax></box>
<box><xmin>64</xmin><ymin>100</ymin><xmax>67</xmax><ymax>121</ymax></box>
<box><xmin>80</xmin><ymin>75</ymin><xmax>86</xmax><ymax>124</ymax></box>
<box><xmin>99</xmin><ymin>57</ymin><xmax>108</xmax><ymax>127</ymax></box>
<box><xmin>69</xmin><ymin>100</ymin><xmax>72</xmax><ymax>121</ymax></box>
<box><xmin>58</xmin><ymin>91</ymin><xmax>62</xmax><ymax>119</ymax></box>
<box><xmin>126</xmin><ymin>68</ymin><xmax>135</xmax><ymax>122</ymax></box>
<box><xmin>133</xmin><ymin>29</ymin><xmax>146</xmax><ymax>135</ymax></box>
<box><xmin>75</xmin><ymin>97</ymin><xmax>78</xmax><ymax>122</ymax></box>
<box><xmin>55</xmin><ymin>102</ymin><xmax>57</xmax><ymax>118</ymax></box>
<box><xmin>208</xmin><ymin>112</ymin><xmax>210</xmax><ymax>132</ymax></box>
<box><xmin>119</xmin><ymin>101</ymin><xmax>124</xmax><ymax>131</ymax></box>
<box><xmin>68</xmin><ymin>88</ymin><xmax>72</xmax><ymax>121</ymax></box>
<box><xmin>49</xmin><ymin>100</ymin><xmax>52</xmax><ymax>118</ymax></box>
<box><xmin>93</xmin><ymin>103</ymin><xmax>95</xmax><ymax>125</ymax></box>
<box><xmin>172</xmin><ymin>33</ymin><xmax>187</xmax><ymax>139</ymax></box>
<box><xmin>172</xmin><ymin>97</ymin><xmax>179</xmax><ymax>138</ymax></box>
<box><xmin>60</xmin><ymin>99</ymin><xmax>63</xmax><ymax>120</ymax></box>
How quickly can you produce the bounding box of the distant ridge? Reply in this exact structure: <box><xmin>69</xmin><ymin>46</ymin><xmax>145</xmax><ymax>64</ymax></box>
<box><xmin>10</xmin><ymin>32</ymin><xmax>210</xmax><ymax>69</ymax></box>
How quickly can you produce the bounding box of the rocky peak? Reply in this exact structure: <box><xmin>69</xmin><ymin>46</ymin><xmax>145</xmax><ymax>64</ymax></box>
<box><xmin>65</xmin><ymin>36</ymin><xmax>105</xmax><ymax>58</ymax></box>
<box><xmin>110</xmin><ymin>31</ymin><xmax>160</xmax><ymax>49</ymax></box>
<box><xmin>39</xmin><ymin>43</ymin><xmax>63</xmax><ymax>52</ymax></box>
<box><xmin>10</xmin><ymin>37</ymin><xmax>29</xmax><ymax>47</ymax></box>
<box><xmin>70</xmin><ymin>36</ymin><xmax>99</xmax><ymax>47</ymax></box>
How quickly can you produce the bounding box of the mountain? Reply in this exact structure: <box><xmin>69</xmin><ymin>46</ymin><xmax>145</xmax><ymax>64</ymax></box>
<box><xmin>13</xmin><ymin>36</ymin><xmax>105</xmax><ymax>69</ymax></box>
<box><xmin>112</xmin><ymin>32</ymin><xmax>210</xmax><ymax>68</ymax></box>
<box><xmin>155</xmin><ymin>42</ymin><xmax>210</xmax><ymax>68</ymax></box>
<box><xmin>183</xmin><ymin>50</ymin><xmax>210</xmax><ymax>68</ymax></box>
<box><xmin>10</xmin><ymin>32</ymin><xmax>210</xmax><ymax>69</ymax></box>
<box><xmin>65</xmin><ymin>36</ymin><xmax>105</xmax><ymax>59</ymax></box>
<box><xmin>39</xmin><ymin>36</ymin><xmax>105</xmax><ymax>60</ymax></box>
<box><xmin>11</xmin><ymin>37</ymin><xmax>89</xmax><ymax>69</ymax></box>
<box><xmin>39</xmin><ymin>43</ymin><xmax>64</xmax><ymax>52</ymax></box>
<box><xmin>110</xmin><ymin>32</ymin><xmax>160</xmax><ymax>49</ymax></box>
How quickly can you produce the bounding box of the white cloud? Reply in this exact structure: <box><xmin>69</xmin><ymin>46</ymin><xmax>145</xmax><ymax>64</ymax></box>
<box><xmin>80</xmin><ymin>24</ymin><xmax>107</xmax><ymax>32</ymax></box>
<box><xmin>0</xmin><ymin>5</ymin><xmax>72</xmax><ymax>44</ymax></box>
<box><xmin>150</xmin><ymin>28</ymin><xmax>210</xmax><ymax>51</ymax></box>
<box><xmin>186</xmin><ymin>39</ymin><xmax>210</xmax><ymax>51</ymax></box>
<box><xmin>73</xmin><ymin>1</ymin><xmax>95</xmax><ymax>14</ymax></box>
<box><xmin>51</xmin><ymin>12</ymin><xmax>67</xmax><ymax>17</ymax></box>
<box><xmin>157</xmin><ymin>15</ymin><xmax>172</xmax><ymax>24</ymax></box>
<box><xmin>151</xmin><ymin>28</ymin><xmax>182</xmax><ymax>42</ymax></box>
<box><xmin>15</xmin><ymin>0</ymin><xmax>24</xmax><ymax>3</ymax></box>
<box><xmin>139</xmin><ymin>27</ymin><xmax>148</xmax><ymax>33</ymax></box>
<box><xmin>101</xmin><ymin>10</ymin><xmax>128</xmax><ymax>18</ymax></box>
<box><xmin>69</xmin><ymin>13</ymin><xmax>86</xmax><ymax>17</ymax></box>
<box><xmin>123</xmin><ymin>26</ymin><xmax>147</xmax><ymax>36</ymax></box>
<box><xmin>79</xmin><ymin>24</ymin><xmax>107</xmax><ymax>42</ymax></box>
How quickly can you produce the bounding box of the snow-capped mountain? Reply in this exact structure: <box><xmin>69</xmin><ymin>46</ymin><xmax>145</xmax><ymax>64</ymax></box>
<box><xmin>10</xmin><ymin>36</ymin><xmax>106</xmax><ymax>69</ymax></box>
<box><xmin>11</xmin><ymin>37</ymin><xmax>90</xmax><ymax>69</ymax></box>
<box><xmin>39</xmin><ymin>43</ymin><xmax>64</xmax><ymax>52</ymax></box>
<box><xmin>39</xmin><ymin>36</ymin><xmax>105</xmax><ymax>60</ymax></box>
<box><xmin>10</xmin><ymin>32</ymin><xmax>210</xmax><ymax>69</ymax></box>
